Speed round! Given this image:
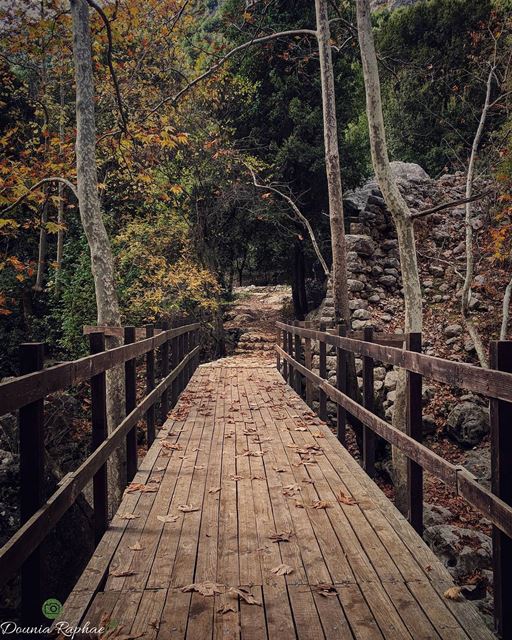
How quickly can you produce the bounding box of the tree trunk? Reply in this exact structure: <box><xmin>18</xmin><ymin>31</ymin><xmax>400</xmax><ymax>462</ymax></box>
<box><xmin>356</xmin><ymin>0</ymin><xmax>423</xmax><ymax>513</ymax></box>
<box><xmin>70</xmin><ymin>0</ymin><xmax>125</xmax><ymax>512</ymax></box>
<box><xmin>292</xmin><ymin>240</ymin><xmax>308</xmax><ymax>320</ymax></box>
<box><xmin>55</xmin><ymin>73</ymin><xmax>65</xmax><ymax>297</ymax></box>
<box><xmin>314</xmin><ymin>0</ymin><xmax>350</xmax><ymax>326</ymax></box>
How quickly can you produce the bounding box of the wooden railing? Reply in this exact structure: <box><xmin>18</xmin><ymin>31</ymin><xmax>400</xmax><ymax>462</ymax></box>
<box><xmin>0</xmin><ymin>322</ymin><xmax>200</xmax><ymax>624</ymax></box>
<box><xmin>276</xmin><ymin>320</ymin><xmax>512</xmax><ymax>638</ymax></box>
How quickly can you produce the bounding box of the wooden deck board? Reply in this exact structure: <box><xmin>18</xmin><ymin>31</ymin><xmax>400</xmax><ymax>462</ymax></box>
<box><xmin>59</xmin><ymin>362</ymin><xmax>496</xmax><ymax>639</ymax></box>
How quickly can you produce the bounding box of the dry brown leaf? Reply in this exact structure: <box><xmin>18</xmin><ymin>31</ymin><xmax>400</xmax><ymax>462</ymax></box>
<box><xmin>155</xmin><ymin>466</ymin><xmax>166</xmax><ymax>472</ymax></box>
<box><xmin>182</xmin><ymin>582</ymin><xmax>224</xmax><ymax>597</ymax></box>
<box><xmin>157</xmin><ymin>514</ymin><xmax>179</xmax><ymax>523</ymax></box>
<box><xmin>209</xmin><ymin>486</ymin><xmax>221</xmax><ymax>494</ymax></box>
<box><xmin>230</xmin><ymin>474</ymin><xmax>244</xmax><ymax>481</ymax></box>
<box><xmin>270</xmin><ymin>563</ymin><xmax>294</xmax><ymax>576</ymax></box>
<box><xmin>118</xmin><ymin>512</ymin><xmax>140</xmax><ymax>520</ymax></box>
<box><xmin>336</xmin><ymin>490</ymin><xmax>358</xmax><ymax>506</ymax></box>
<box><xmin>302</xmin><ymin>479</ymin><xmax>315</xmax><ymax>484</ymax></box>
<box><xmin>217</xmin><ymin>603</ymin><xmax>237</xmax><ymax>615</ymax></box>
<box><xmin>295</xmin><ymin>501</ymin><xmax>305</xmax><ymax>509</ymax></box>
<box><xmin>294</xmin><ymin>427</ymin><xmax>308</xmax><ymax>432</ymax></box>
<box><xmin>282</xmin><ymin>483</ymin><xmax>302</xmax><ymax>497</ymax></box>
<box><xmin>128</xmin><ymin>541</ymin><xmax>144</xmax><ymax>551</ymax></box>
<box><xmin>126</xmin><ymin>483</ymin><xmax>157</xmax><ymax>494</ymax></box>
<box><xmin>311</xmin><ymin>431</ymin><xmax>325</xmax><ymax>438</ymax></box>
<box><xmin>178</xmin><ymin>504</ymin><xmax>201</xmax><ymax>513</ymax></box>
<box><xmin>444</xmin><ymin>586</ymin><xmax>463</xmax><ymax>601</ymax></box>
<box><xmin>109</xmin><ymin>568</ymin><xmax>136</xmax><ymax>577</ymax></box>
<box><xmin>227</xmin><ymin>587</ymin><xmax>262</xmax><ymax>606</ymax></box>
<box><xmin>161</xmin><ymin>441</ymin><xmax>182</xmax><ymax>451</ymax></box>
<box><xmin>251</xmin><ymin>475</ymin><xmax>265</xmax><ymax>480</ymax></box>
<box><xmin>272</xmin><ymin>466</ymin><xmax>286</xmax><ymax>473</ymax></box>
<box><xmin>314</xmin><ymin>583</ymin><xmax>338</xmax><ymax>597</ymax></box>
<box><xmin>311</xmin><ymin>500</ymin><xmax>331</xmax><ymax>509</ymax></box>
<box><xmin>269</xmin><ymin>531</ymin><xmax>292</xmax><ymax>543</ymax></box>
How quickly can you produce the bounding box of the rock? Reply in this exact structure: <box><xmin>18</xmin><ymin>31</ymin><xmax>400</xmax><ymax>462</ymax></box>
<box><xmin>422</xmin><ymin>414</ymin><xmax>437</xmax><ymax>436</ymax></box>
<box><xmin>423</xmin><ymin>525</ymin><xmax>491</xmax><ymax>580</ymax></box>
<box><xmin>374</xmin><ymin>367</ymin><xmax>386</xmax><ymax>381</ymax></box>
<box><xmin>352</xmin><ymin>308</ymin><xmax>370</xmax><ymax>320</ymax></box>
<box><xmin>348</xmin><ymin>279</ymin><xmax>365</xmax><ymax>292</ymax></box>
<box><xmin>390</xmin><ymin>161</ymin><xmax>430</xmax><ymax>182</ymax></box>
<box><xmin>446</xmin><ymin>402</ymin><xmax>489</xmax><ymax>447</ymax></box>
<box><xmin>349</xmin><ymin>298</ymin><xmax>368</xmax><ymax>310</ymax></box>
<box><xmin>384</xmin><ymin>370</ymin><xmax>398</xmax><ymax>390</ymax></box>
<box><xmin>368</xmin><ymin>294</ymin><xmax>380</xmax><ymax>303</ymax></box>
<box><xmin>379</xmin><ymin>275</ymin><xmax>397</xmax><ymax>288</ymax></box>
<box><xmin>464</xmin><ymin>447</ymin><xmax>491</xmax><ymax>490</ymax></box>
<box><xmin>346</xmin><ymin>234</ymin><xmax>375</xmax><ymax>256</ymax></box>
<box><xmin>423</xmin><ymin>503</ymin><xmax>452</xmax><ymax>528</ymax></box>
<box><xmin>444</xmin><ymin>324</ymin><xmax>463</xmax><ymax>337</ymax></box>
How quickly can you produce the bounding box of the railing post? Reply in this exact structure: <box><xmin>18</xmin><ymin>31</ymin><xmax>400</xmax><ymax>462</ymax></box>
<box><xmin>282</xmin><ymin>329</ymin><xmax>288</xmax><ymax>382</ymax></box>
<box><xmin>170</xmin><ymin>330</ymin><xmax>178</xmax><ymax>408</ymax></box>
<box><xmin>89</xmin><ymin>332</ymin><xmax>108</xmax><ymax>544</ymax></box>
<box><xmin>124</xmin><ymin>326</ymin><xmax>137</xmax><ymax>482</ymax></box>
<box><xmin>287</xmin><ymin>329</ymin><xmax>294</xmax><ymax>389</ymax></box>
<box><xmin>19</xmin><ymin>342</ymin><xmax>45</xmax><ymax>625</ymax></box>
<box><xmin>304</xmin><ymin>321</ymin><xmax>313</xmax><ymax>407</ymax></box>
<box><xmin>362</xmin><ymin>327</ymin><xmax>375</xmax><ymax>478</ymax></box>
<box><xmin>319</xmin><ymin>322</ymin><xmax>327</xmax><ymax>421</ymax></box>
<box><xmin>160</xmin><ymin>321</ymin><xmax>170</xmax><ymax>423</ymax></box>
<box><xmin>178</xmin><ymin>330</ymin><xmax>185</xmax><ymax>394</ymax></box>
<box><xmin>293</xmin><ymin>321</ymin><xmax>303</xmax><ymax>397</ymax></box>
<box><xmin>336</xmin><ymin>323</ymin><xmax>347</xmax><ymax>446</ymax></box>
<box><xmin>490</xmin><ymin>340</ymin><xmax>512</xmax><ymax>639</ymax></box>
<box><xmin>184</xmin><ymin>329</ymin><xmax>190</xmax><ymax>384</ymax></box>
<box><xmin>146</xmin><ymin>325</ymin><xmax>156</xmax><ymax>447</ymax></box>
<box><xmin>407</xmin><ymin>332</ymin><xmax>423</xmax><ymax>534</ymax></box>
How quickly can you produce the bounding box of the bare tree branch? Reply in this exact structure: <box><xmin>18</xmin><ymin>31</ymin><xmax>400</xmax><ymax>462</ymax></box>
<box><xmin>0</xmin><ymin>177</ymin><xmax>78</xmax><ymax>216</ymax></box>
<box><xmin>246</xmin><ymin>164</ymin><xmax>330</xmax><ymax>276</ymax></box>
<box><xmin>84</xmin><ymin>0</ymin><xmax>128</xmax><ymax>133</ymax></box>
<box><xmin>410</xmin><ymin>190</ymin><xmax>491</xmax><ymax>220</ymax></box>
<box><xmin>142</xmin><ymin>29</ymin><xmax>317</xmax><ymax>121</ymax></box>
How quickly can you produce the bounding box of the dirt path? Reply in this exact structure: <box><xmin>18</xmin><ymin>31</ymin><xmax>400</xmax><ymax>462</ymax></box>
<box><xmin>222</xmin><ymin>285</ymin><xmax>292</xmax><ymax>364</ymax></box>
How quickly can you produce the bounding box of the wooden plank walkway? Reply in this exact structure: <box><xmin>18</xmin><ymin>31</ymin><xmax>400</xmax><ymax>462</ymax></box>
<box><xmin>59</xmin><ymin>361</ymin><xmax>495</xmax><ymax>639</ymax></box>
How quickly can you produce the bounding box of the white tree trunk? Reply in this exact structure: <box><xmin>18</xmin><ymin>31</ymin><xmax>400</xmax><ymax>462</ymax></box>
<box><xmin>356</xmin><ymin>0</ymin><xmax>423</xmax><ymax>513</ymax></box>
<box><xmin>314</xmin><ymin>0</ymin><xmax>350</xmax><ymax>326</ymax></box>
<box><xmin>70</xmin><ymin>0</ymin><xmax>125</xmax><ymax>511</ymax></box>
<box><xmin>461</xmin><ymin>66</ymin><xmax>494</xmax><ymax>368</ymax></box>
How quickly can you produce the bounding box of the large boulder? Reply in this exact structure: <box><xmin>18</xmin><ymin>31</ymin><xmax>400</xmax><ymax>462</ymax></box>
<box><xmin>446</xmin><ymin>401</ymin><xmax>489</xmax><ymax>447</ymax></box>
<box><xmin>390</xmin><ymin>161</ymin><xmax>430</xmax><ymax>182</ymax></box>
<box><xmin>346</xmin><ymin>234</ymin><xmax>375</xmax><ymax>257</ymax></box>
<box><xmin>424</xmin><ymin>524</ymin><xmax>492</xmax><ymax>581</ymax></box>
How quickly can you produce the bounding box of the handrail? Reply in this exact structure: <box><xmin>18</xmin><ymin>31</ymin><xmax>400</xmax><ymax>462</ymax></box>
<box><xmin>277</xmin><ymin>344</ymin><xmax>512</xmax><ymax>539</ymax></box>
<box><xmin>276</xmin><ymin>321</ymin><xmax>512</xmax><ymax>403</ymax></box>
<box><xmin>0</xmin><ymin>344</ymin><xmax>200</xmax><ymax>590</ymax></box>
<box><xmin>0</xmin><ymin>322</ymin><xmax>200</xmax><ymax>416</ymax></box>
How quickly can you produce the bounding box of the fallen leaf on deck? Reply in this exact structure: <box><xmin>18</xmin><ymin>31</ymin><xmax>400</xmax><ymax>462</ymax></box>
<box><xmin>109</xmin><ymin>568</ymin><xmax>136</xmax><ymax>577</ymax></box>
<box><xmin>155</xmin><ymin>466</ymin><xmax>166</xmax><ymax>472</ymax></box>
<box><xmin>269</xmin><ymin>531</ymin><xmax>292</xmax><ymax>543</ymax></box>
<box><xmin>230</xmin><ymin>474</ymin><xmax>244</xmax><ymax>481</ymax></box>
<box><xmin>444</xmin><ymin>586</ymin><xmax>463</xmax><ymax>601</ymax></box>
<box><xmin>294</xmin><ymin>427</ymin><xmax>307</xmax><ymax>432</ymax></box>
<box><xmin>217</xmin><ymin>603</ymin><xmax>236</xmax><ymax>615</ymax></box>
<box><xmin>314</xmin><ymin>583</ymin><xmax>338</xmax><ymax>597</ymax></box>
<box><xmin>272</xmin><ymin>466</ymin><xmax>286</xmax><ymax>473</ymax></box>
<box><xmin>251</xmin><ymin>475</ymin><xmax>265</xmax><ymax>480</ymax></box>
<box><xmin>227</xmin><ymin>587</ymin><xmax>261</xmax><ymax>606</ymax></box>
<box><xmin>336</xmin><ymin>490</ymin><xmax>358</xmax><ymax>506</ymax></box>
<box><xmin>126</xmin><ymin>483</ymin><xmax>157</xmax><ymax>494</ymax></box>
<box><xmin>128</xmin><ymin>541</ymin><xmax>144</xmax><ymax>551</ymax></box>
<box><xmin>311</xmin><ymin>500</ymin><xmax>331</xmax><ymax>509</ymax></box>
<box><xmin>302</xmin><ymin>479</ymin><xmax>315</xmax><ymax>484</ymax></box>
<box><xmin>282</xmin><ymin>484</ymin><xmax>301</xmax><ymax>497</ymax></box>
<box><xmin>311</xmin><ymin>431</ymin><xmax>325</xmax><ymax>438</ymax></box>
<box><xmin>161</xmin><ymin>441</ymin><xmax>182</xmax><ymax>451</ymax></box>
<box><xmin>295</xmin><ymin>501</ymin><xmax>305</xmax><ymax>508</ymax></box>
<box><xmin>270</xmin><ymin>563</ymin><xmax>294</xmax><ymax>576</ymax></box>
<box><xmin>182</xmin><ymin>582</ymin><xmax>224</xmax><ymax>597</ymax></box>
<box><xmin>118</xmin><ymin>512</ymin><xmax>140</xmax><ymax>520</ymax></box>
<box><xmin>178</xmin><ymin>504</ymin><xmax>200</xmax><ymax>513</ymax></box>
<box><xmin>209</xmin><ymin>486</ymin><xmax>221</xmax><ymax>494</ymax></box>
<box><xmin>194</xmin><ymin>465</ymin><xmax>205</xmax><ymax>470</ymax></box>
<box><xmin>157</xmin><ymin>514</ymin><xmax>179</xmax><ymax>523</ymax></box>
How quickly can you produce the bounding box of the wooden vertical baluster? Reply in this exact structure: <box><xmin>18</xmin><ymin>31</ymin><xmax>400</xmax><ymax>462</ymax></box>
<box><xmin>184</xmin><ymin>330</ymin><xmax>190</xmax><ymax>383</ymax></box>
<box><xmin>319</xmin><ymin>322</ymin><xmax>327</xmax><ymax>421</ymax></box>
<box><xmin>490</xmin><ymin>340</ymin><xmax>512</xmax><ymax>639</ymax></box>
<box><xmin>294</xmin><ymin>321</ymin><xmax>303</xmax><ymax>397</ymax></box>
<box><xmin>336</xmin><ymin>323</ymin><xmax>347</xmax><ymax>445</ymax></box>
<box><xmin>282</xmin><ymin>329</ymin><xmax>288</xmax><ymax>382</ymax></box>
<box><xmin>124</xmin><ymin>326</ymin><xmax>137</xmax><ymax>483</ymax></box>
<box><xmin>287</xmin><ymin>330</ymin><xmax>294</xmax><ymax>389</ymax></box>
<box><xmin>170</xmin><ymin>331</ymin><xmax>178</xmax><ymax>408</ymax></box>
<box><xmin>160</xmin><ymin>322</ymin><xmax>170</xmax><ymax>423</ymax></box>
<box><xmin>362</xmin><ymin>327</ymin><xmax>376</xmax><ymax>478</ymax></box>
<box><xmin>89</xmin><ymin>332</ymin><xmax>108</xmax><ymax>544</ymax></box>
<box><xmin>304</xmin><ymin>320</ymin><xmax>313</xmax><ymax>407</ymax></box>
<box><xmin>145</xmin><ymin>325</ymin><xmax>156</xmax><ymax>446</ymax></box>
<box><xmin>19</xmin><ymin>342</ymin><xmax>45</xmax><ymax>625</ymax></box>
<box><xmin>178</xmin><ymin>331</ymin><xmax>185</xmax><ymax>394</ymax></box>
<box><xmin>276</xmin><ymin>326</ymin><xmax>281</xmax><ymax>374</ymax></box>
<box><xmin>407</xmin><ymin>332</ymin><xmax>423</xmax><ymax>534</ymax></box>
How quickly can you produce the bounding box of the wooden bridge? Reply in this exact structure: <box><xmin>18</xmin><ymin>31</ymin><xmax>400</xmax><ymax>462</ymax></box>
<box><xmin>0</xmin><ymin>321</ymin><xmax>511</xmax><ymax>638</ymax></box>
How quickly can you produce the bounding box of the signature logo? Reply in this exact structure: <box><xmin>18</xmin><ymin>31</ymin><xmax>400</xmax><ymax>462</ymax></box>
<box><xmin>42</xmin><ymin>598</ymin><xmax>63</xmax><ymax>620</ymax></box>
